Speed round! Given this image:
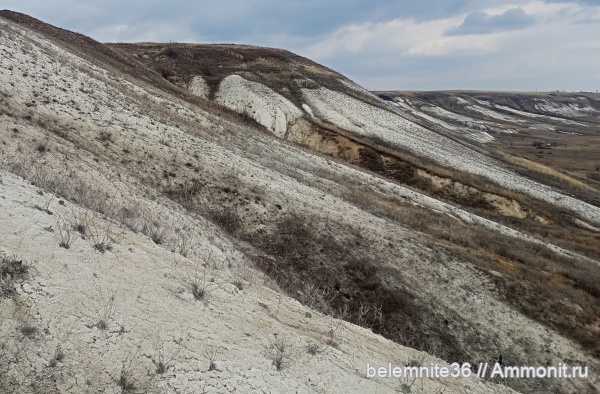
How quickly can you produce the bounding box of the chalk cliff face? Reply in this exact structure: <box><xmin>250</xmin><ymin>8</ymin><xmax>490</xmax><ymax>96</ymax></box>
<box><xmin>1</xmin><ymin>10</ymin><xmax>599</xmax><ymax>394</ymax></box>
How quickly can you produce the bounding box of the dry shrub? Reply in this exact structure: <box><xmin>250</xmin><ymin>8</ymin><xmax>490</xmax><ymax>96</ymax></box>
<box><xmin>248</xmin><ymin>199</ymin><xmax>600</xmax><ymax>361</ymax></box>
<box><xmin>55</xmin><ymin>216</ymin><xmax>76</xmax><ymax>249</ymax></box>
<box><xmin>158</xmin><ymin>65</ymin><xmax>175</xmax><ymax>80</ymax></box>
<box><xmin>88</xmin><ymin>217</ymin><xmax>123</xmax><ymax>253</ymax></box>
<box><xmin>267</xmin><ymin>334</ymin><xmax>295</xmax><ymax>371</ymax></box>
<box><xmin>0</xmin><ymin>255</ymin><xmax>29</xmax><ymax>299</ymax></box>
<box><xmin>246</xmin><ymin>213</ymin><xmax>478</xmax><ymax>363</ymax></box>
<box><xmin>420</xmin><ymin>212</ymin><xmax>600</xmax><ymax>357</ymax></box>
<box><xmin>209</xmin><ymin>210</ymin><xmax>242</xmax><ymax>235</ymax></box>
<box><xmin>96</xmin><ymin>130</ymin><xmax>113</xmax><ymax>143</ymax></box>
<box><xmin>162</xmin><ymin>43</ymin><xmax>178</xmax><ymax>58</ymax></box>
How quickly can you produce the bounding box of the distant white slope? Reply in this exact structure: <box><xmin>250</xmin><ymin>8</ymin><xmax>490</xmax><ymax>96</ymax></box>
<box><xmin>480</xmin><ymin>101</ymin><xmax>587</xmax><ymax>126</ymax></box>
<box><xmin>534</xmin><ymin>98</ymin><xmax>595</xmax><ymax>117</ymax></box>
<box><xmin>302</xmin><ymin>87</ymin><xmax>600</xmax><ymax>225</ymax></box>
<box><xmin>465</xmin><ymin>104</ymin><xmax>522</xmax><ymax>123</ymax></box>
<box><xmin>392</xmin><ymin>99</ymin><xmax>497</xmax><ymax>143</ymax></box>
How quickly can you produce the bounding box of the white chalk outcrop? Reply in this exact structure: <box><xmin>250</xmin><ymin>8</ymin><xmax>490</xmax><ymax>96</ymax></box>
<box><xmin>302</xmin><ymin>103</ymin><xmax>314</xmax><ymax>117</ymax></box>
<box><xmin>188</xmin><ymin>75</ymin><xmax>209</xmax><ymax>98</ymax></box>
<box><xmin>216</xmin><ymin>75</ymin><xmax>303</xmax><ymax>138</ymax></box>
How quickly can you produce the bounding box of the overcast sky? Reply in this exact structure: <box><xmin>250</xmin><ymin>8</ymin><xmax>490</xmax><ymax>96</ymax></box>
<box><xmin>3</xmin><ymin>0</ymin><xmax>600</xmax><ymax>91</ymax></box>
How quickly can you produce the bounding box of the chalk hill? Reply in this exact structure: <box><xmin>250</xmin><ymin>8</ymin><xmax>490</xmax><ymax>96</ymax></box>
<box><xmin>1</xmin><ymin>10</ymin><xmax>599</xmax><ymax>393</ymax></box>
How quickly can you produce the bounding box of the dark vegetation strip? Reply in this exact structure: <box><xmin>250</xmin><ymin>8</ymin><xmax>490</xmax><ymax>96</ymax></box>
<box><xmin>164</xmin><ymin>173</ymin><xmax>600</xmax><ymax>361</ymax></box>
<box><xmin>345</xmin><ymin>192</ymin><xmax>600</xmax><ymax>359</ymax></box>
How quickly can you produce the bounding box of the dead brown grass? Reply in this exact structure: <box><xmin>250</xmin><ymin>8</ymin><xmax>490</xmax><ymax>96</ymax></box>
<box><xmin>243</xmin><ymin>213</ymin><xmax>483</xmax><ymax>364</ymax></box>
<box><xmin>496</xmin><ymin>150</ymin><xmax>596</xmax><ymax>192</ymax></box>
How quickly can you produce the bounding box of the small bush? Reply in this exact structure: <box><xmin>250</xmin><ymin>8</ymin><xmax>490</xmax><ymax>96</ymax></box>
<box><xmin>306</xmin><ymin>342</ymin><xmax>321</xmax><ymax>355</ymax></box>
<box><xmin>176</xmin><ymin>234</ymin><xmax>192</xmax><ymax>257</ymax></box>
<box><xmin>116</xmin><ymin>367</ymin><xmax>136</xmax><ymax>392</ymax></box>
<box><xmin>203</xmin><ymin>345</ymin><xmax>219</xmax><ymax>372</ymax></box>
<box><xmin>34</xmin><ymin>192</ymin><xmax>54</xmax><ymax>215</ymax></box>
<box><xmin>189</xmin><ymin>260</ymin><xmax>211</xmax><ymax>301</ymax></box>
<box><xmin>0</xmin><ymin>283</ymin><xmax>15</xmax><ymax>299</ymax></box>
<box><xmin>19</xmin><ymin>324</ymin><xmax>37</xmax><ymax>338</ymax></box>
<box><xmin>155</xmin><ymin>361</ymin><xmax>166</xmax><ymax>374</ymax></box>
<box><xmin>95</xmin><ymin>290</ymin><xmax>117</xmax><ymax>331</ymax></box>
<box><xmin>48</xmin><ymin>348</ymin><xmax>64</xmax><ymax>368</ymax></box>
<box><xmin>0</xmin><ymin>255</ymin><xmax>29</xmax><ymax>282</ymax></box>
<box><xmin>268</xmin><ymin>335</ymin><xmax>295</xmax><ymax>371</ymax></box>
<box><xmin>89</xmin><ymin>219</ymin><xmax>121</xmax><ymax>253</ymax></box>
<box><xmin>201</xmin><ymin>64</ymin><xmax>213</xmax><ymax>76</ymax></box>
<box><xmin>232</xmin><ymin>279</ymin><xmax>244</xmax><ymax>290</ymax></box>
<box><xmin>149</xmin><ymin>225</ymin><xmax>168</xmax><ymax>245</ymax></box>
<box><xmin>95</xmin><ymin>320</ymin><xmax>108</xmax><ymax>330</ymax></box>
<box><xmin>97</xmin><ymin>131</ymin><xmax>113</xmax><ymax>143</ymax></box>
<box><xmin>163</xmin><ymin>43</ymin><xmax>177</xmax><ymax>58</ymax></box>
<box><xmin>55</xmin><ymin>216</ymin><xmax>75</xmax><ymax>249</ymax></box>
<box><xmin>191</xmin><ymin>282</ymin><xmax>205</xmax><ymax>300</ymax></box>
<box><xmin>69</xmin><ymin>207</ymin><xmax>93</xmax><ymax>237</ymax></box>
<box><xmin>0</xmin><ymin>255</ymin><xmax>28</xmax><ymax>300</ymax></box>
<box><xmin>211</xmin><ymin>210</ymin><xmax>242</xmax><ymax>234</ymax></box>
<box><xmin>36</xmin><ymin>143</ymin><xmax>47</xmax><ymax>154</ymax></box>
<box><xmin>324</xmin><ymin>328</ymin><xmax>339</xmax><ymax>349</ymax></box>
<box><xmin>159</xmin><ymin>65</ymin><xmax>175</xmax><ymax>80</ymax></box>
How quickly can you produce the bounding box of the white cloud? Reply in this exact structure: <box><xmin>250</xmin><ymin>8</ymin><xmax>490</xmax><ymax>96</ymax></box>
<box><xmin>405</xmin><ymin>35</ymin><xmax>499</xmax><ymax>56</ymax></box>
<box><xmin>299</xmin><ymin>1</ymin><xmax>600</xmax><ymax>90</ymax></box>
<box><xmin>304</xmin><ymin>17</ymin><xmax>476</xmax><ymax>59</ymax></box>
<box><xmin>304</xmin><ymin>14</ymin><xmax>517</xmax><ymax>60</ymax></box>
<box><xmin>3</xmin><ymin>0</ymin><xmax>600</xmax><ymax>90</ymax></box>
<box><xmin>446</xmin><ymin>7</ymin><xmax>536</xmax><ymax>35</ymax></box>
<box><xmin>90</xmin><ymin>23</ymin><xmax>201</xmax><ymax>43</ymax></box>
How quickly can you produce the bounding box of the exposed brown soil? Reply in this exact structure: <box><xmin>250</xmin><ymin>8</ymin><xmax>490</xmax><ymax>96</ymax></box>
<box><xmin>289</xmin><ymin>121</ymin><xmax>600</xmax><ymax>262</ymax></box>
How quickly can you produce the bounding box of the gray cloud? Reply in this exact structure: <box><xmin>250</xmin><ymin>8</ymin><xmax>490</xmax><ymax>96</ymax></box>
<box><xmin>546</xmin><ymin>0</ymin><xmax>600</xmax><ymax>5</ymax></box>
<box><xmin>2</xmin><ymin>0</ymin><xmax>599</xmax><ymax>91</ymax></box>
<box><xmin>1</xmin><ymin>0</ymin><xmax>494</xmax><ymax>43</ymax></box>
<box><xmin>447</xmin><ymin>7</ymin><xmax>535</xmax><ymax>35</ymax></box>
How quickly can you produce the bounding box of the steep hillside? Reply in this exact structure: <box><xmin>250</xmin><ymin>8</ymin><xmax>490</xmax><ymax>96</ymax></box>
<box><xmin>0</xmin><ymin>10</ymin><xmax>599</xmax><ymax>394</ymax></box>
<box><xmin>107</xmin><ymin>39</ymin><xmax>600</xmax><ymax>261</ymax></box>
